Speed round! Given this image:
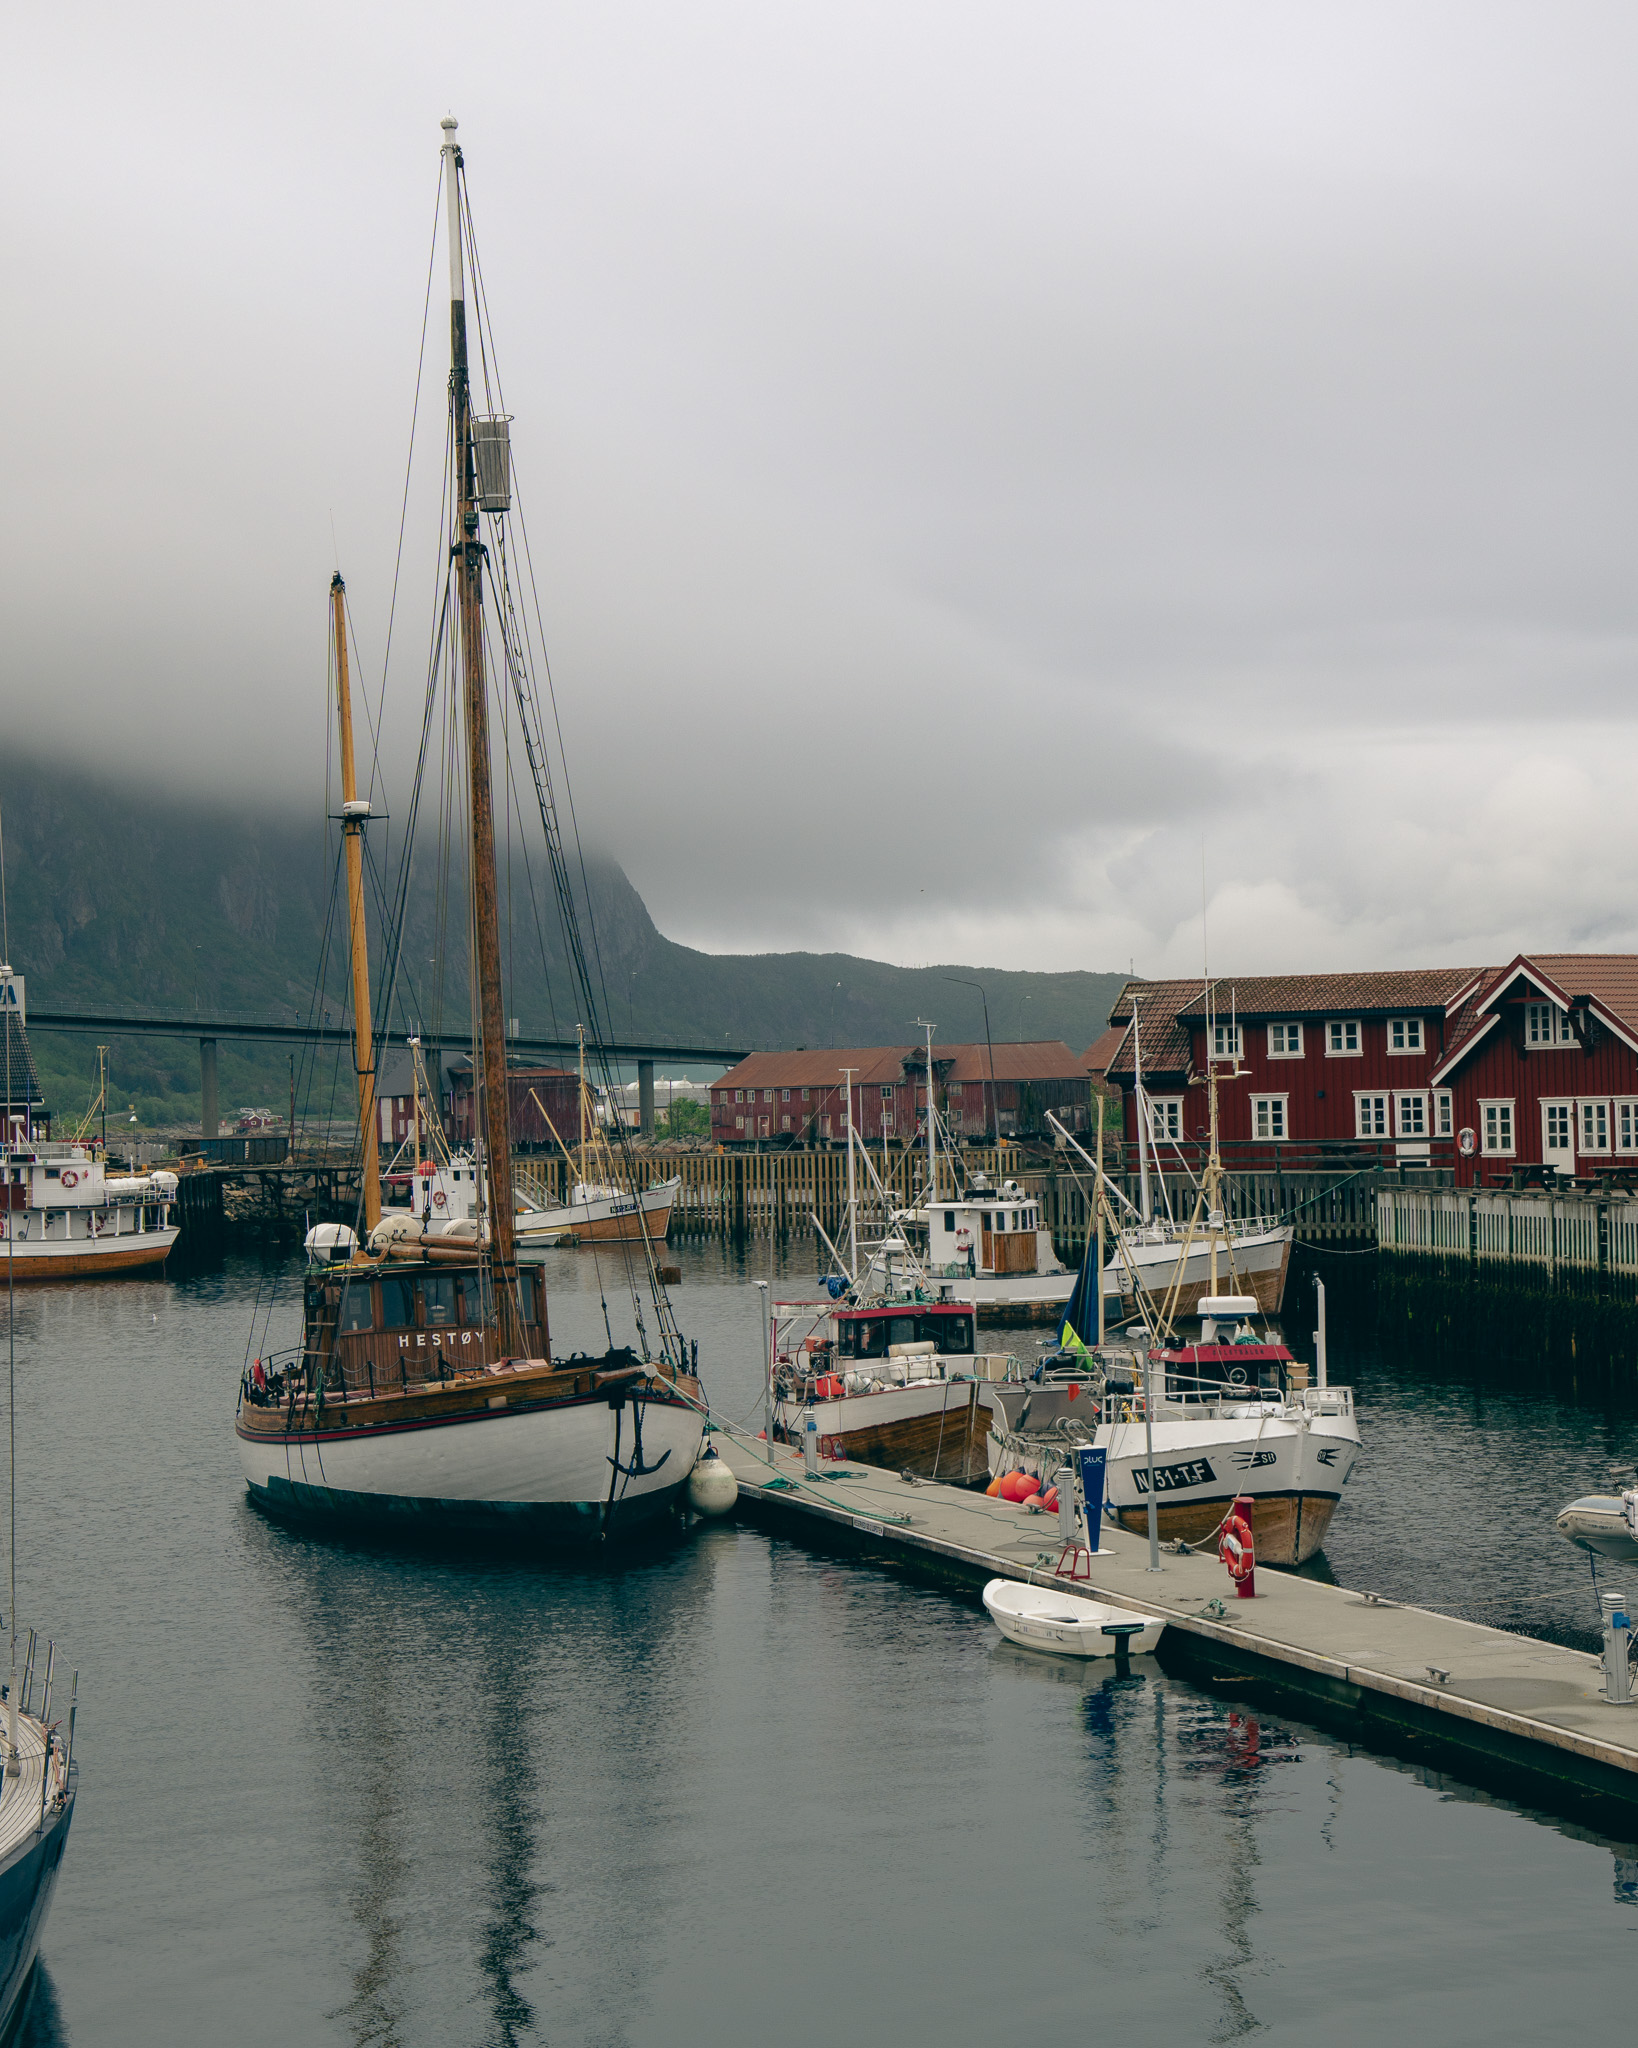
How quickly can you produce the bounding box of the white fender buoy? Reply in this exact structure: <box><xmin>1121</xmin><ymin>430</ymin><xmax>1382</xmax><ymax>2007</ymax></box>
<box><xmin>688</xmin><ymin>1446</ymin><xmax>737</xmax><ymax>1516</ymax></box>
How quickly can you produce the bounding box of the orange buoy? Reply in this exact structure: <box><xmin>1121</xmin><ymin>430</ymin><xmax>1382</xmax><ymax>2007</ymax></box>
<box><xmin>985</xmin><ymin>1476</ymin><xmax>1004</xmax><ymax>1497</ymax></box>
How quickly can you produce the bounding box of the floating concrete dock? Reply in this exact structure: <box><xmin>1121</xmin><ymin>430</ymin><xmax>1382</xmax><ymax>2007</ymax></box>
<box><xmin>719</xmin><ymin>1426</ymin><xmax>1638</xmax><ymax>1826</ymax></box>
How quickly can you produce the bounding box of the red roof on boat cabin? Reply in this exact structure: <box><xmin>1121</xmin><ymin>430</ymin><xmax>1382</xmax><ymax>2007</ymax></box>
<box><xmin>1155</xmin><ymin>1344</ymin><xmax>1294</xmax><ymax>1364</ymax></box>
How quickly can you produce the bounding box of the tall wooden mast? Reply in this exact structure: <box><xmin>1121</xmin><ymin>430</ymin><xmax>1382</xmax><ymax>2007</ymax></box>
<box><xmin>332</xmin><ymin>572</ymin><xmax>381</xmax><ymax>1236</ymax></box>
<box><xmin>442</xmin><ymin>117</ymin><xmax>522</xmax><ymax>1352</ymax></box>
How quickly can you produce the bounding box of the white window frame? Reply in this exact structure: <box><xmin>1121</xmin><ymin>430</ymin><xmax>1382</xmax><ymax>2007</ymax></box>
<box><xmin>1212</xmin><ymin>1023</ymin><xmax>1243</xmax><ymax>1060</ymax></box>
<box><xmin>1251</xmin><ymin>1094</ymin><xmax>1288</xmax><ymax>1141</ymax></box>
<box><xmin>1266</xmin><ymin>1022</ymin><xmax>1304</xmax><ymax>1059</ymax></box>
<box><xmin>1578</xmin><ymin>1098</ymin><xmax>1611</xmax><ymax>1156</ymax></box>
<box><xmin>1526</xmin><ymin>1001</ymin><xmax>1575</xmax><ymax>1048</ymax></box>
<box><xmin>1433</xmin><ymin>1089</ymin><xmax>1454</xmax><ymax>1138</ymax></box>
<box><xmin>1617</xmin><ymin>1100</ymin><xmax>1638</xmax><ymax>1156</ymax></box>
<box><xmin>1327</xmin><ymin>1019</ymin><xmax>1362</xmax><ymax>1057</ymax></box>
<box><xmin>1387</xmin><ymin>1017</ymin><xmax>1425</xmax><ymax>1055</ymax></box>
<box><xmin>1480</xmin><ymin>1099</ymin><xmax>1515</xmax><ymax>1156</ymax></box>
<box><xmin>1146</xmin><ymin>1096</ymin><xmax>1184</xmax><ymax>1144</ymax></box>
<box><xmin>1393</xmin><ymin>1091</ymin><xmax>1429</xmax><ymax>1139</ymax></box>
<box><xmin>1354</xmin><ymin>1092</ymin><xmax>1389</xmax><ymax>1138</ymax></box>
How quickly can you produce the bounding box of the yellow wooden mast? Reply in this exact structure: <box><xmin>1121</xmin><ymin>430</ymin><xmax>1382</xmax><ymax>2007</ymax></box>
<box><xmin>331</xmin><ymin>572</ymin><xmax>381</xmax><ymax>1236</ymax></box>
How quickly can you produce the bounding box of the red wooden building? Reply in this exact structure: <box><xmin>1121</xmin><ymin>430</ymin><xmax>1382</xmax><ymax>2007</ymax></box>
<box><xmin>445</xmin><ymin>1058</ymin><xmax>580</xmax><ymax>1153</ymax></box>
<box><xmin>709</xmin><ymin>1043</ymin><xmax>1092</xmax><ymax>1146</ymax></box>
<box><xmin>1102</xmin><ymin>956</ymin><xmax>1638</xmax><ymax>1184</ymax></box>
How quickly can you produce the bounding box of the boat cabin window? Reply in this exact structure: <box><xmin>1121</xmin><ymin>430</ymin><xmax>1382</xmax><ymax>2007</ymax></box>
<box><xmin>837</xmin><ymin>1312</ymin><xmax>972</xmax><ymax>1358</ymax></box>
<box><xmin>461</xmin><ymin>1271</ymin><xmax>494</xmax><ymax>1327</ymax></box>
<box><xmin>379</xmin><ymin>1276</ymin><xmax>416</xmax><ymax>1330</ymax></box>
<box><xmin>338</xmin><ymin>1284</ymin><xmax>374</xmax><ymax>1335</ymax></box>
<box><xmin>518</xmin><ymin>1273</ymin><xmax>536</xmax><ymax>1324</ymax></box>
<box><xmin>943</xmin><ymin>1210</ymin><xmax>955</xmax><ymax>1232</ymax></box>
<box><xmin>422</xmin><ymin>1275</ymin><xmax>458</xmax><ymax>1326</ymax></box>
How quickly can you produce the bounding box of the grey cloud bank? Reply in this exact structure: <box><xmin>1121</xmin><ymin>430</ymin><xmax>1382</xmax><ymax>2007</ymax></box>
<box><xmin>7</xmin><ymin>2</ymin><xmax>1638</xmax><ymax>981</ymax></box>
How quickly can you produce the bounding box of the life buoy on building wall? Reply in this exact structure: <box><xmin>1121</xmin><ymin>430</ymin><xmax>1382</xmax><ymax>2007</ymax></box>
<box><xmin>61</xmin><ymin>1170</ymin><xmax>78</xmax><ymax>1188</ymax></box>
<box><xmin>1457</xmin><ymin>1128</ymin><xmax>1477</xmax><ymax>1157</ymax></box>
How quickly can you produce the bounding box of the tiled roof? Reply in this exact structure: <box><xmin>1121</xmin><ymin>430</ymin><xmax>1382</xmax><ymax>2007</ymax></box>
<box><xmin>1104</xmin><ymin>981</ymin><xmax>1197</xmax><ymax>1080</ymax></box>
<box><xmin>1435</xmin><ymin>954</ymin><xmax>1638</xmax><ymax>1077</ymax></box>
<box><xmin>1083</xmin><ymin>1025</ymin><xmax>1126</xmax><ymax>1077</ymax></box>
<box><xmin>1175</xmin><ymin>967</ymin><xmax>1481</xmax><ymax>1021</ymax></box>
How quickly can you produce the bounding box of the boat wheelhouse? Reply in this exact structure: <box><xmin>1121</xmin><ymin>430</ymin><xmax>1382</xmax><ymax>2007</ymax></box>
<box><xmin>896</xmin><ymin>1177</ymin><xmax>1074</xmax><ymax>1316</ymax></box>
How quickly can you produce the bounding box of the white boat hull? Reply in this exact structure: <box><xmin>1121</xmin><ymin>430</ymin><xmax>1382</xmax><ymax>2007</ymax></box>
<box><xmin>1095</xmin><ymin>1401</ymin><xmax>1358</xmax><ymax>1565</ymax></box>
<box><xmin>237</xmin><ymin>1382</ymin><xmax>704</xmax><ymax>1538</ymax></box>
<box><xmin>514</xmin><ymin>1177</ymin><xmax>679</xmax><ymax>1250</ymax></box>
<box><xmin>0</xmin><ymin>1221</ymin><xmax>179</xmax><ymax>1280</ymax></box>
<box><xmin>1104</xmin><ymin>1225</ymin><xmax>1293</xmax><ymax>1315</ymax></box>
<box><xmin>982</xmin><ymin>1579</ymin><xmax>1166</xmax><ymax>1659</ymax></box>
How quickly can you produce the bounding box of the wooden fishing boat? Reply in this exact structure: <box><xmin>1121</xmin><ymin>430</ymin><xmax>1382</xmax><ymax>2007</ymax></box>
<box><xmin>234</xmin><ymin>119</ymin><xmax>704</xmax><ymax>1538</ymax></box>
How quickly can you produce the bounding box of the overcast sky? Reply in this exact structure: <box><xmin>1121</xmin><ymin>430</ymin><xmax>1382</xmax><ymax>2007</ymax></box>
<box><xmin>10</xmin><ymin>3</ymin><xmax>1638</xmax><ymax>980</ymax></box>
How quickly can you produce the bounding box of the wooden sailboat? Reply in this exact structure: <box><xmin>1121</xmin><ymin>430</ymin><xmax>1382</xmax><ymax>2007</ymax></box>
<box><xmin>235</xmin><ymin>120</ymin><xmax>703</xmax><ymax>1537</ymax></box>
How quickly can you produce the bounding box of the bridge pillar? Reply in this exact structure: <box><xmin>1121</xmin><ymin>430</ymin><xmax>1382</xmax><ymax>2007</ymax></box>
<box><xmin>200</xmin><ymin>1038</ymin><xmax>219</xmax><ymax>1141</ymax></box>
<box><xmin>638</xmin><ymin>1060</ymin><xmax>655</xmax><ymax>1138</ymax></box>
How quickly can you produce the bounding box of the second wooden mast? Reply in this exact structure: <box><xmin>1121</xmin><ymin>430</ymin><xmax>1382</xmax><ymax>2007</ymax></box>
<box><xmin>442</xmin><ymin>116</ymin><xmax>523</xmax><ymax>1354</ymax></box>
<box><xmin>331</xmin><ymin>572</ymin><xmax>381</xmax><ymax>1238</ymax></box>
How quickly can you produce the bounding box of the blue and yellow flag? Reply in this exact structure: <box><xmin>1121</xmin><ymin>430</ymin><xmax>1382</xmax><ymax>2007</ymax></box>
<box><xmin>1058</xmin><ymin>1236</ymin><xmax>1100</xmax><ymax>1360</ymax></box>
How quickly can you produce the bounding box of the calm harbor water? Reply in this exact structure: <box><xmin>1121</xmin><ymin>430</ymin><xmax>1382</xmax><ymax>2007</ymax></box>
<box><xmin>4</xmin><ymin>1235</ymin><xmax>1638</xmax><ymax>2045</ymax></box>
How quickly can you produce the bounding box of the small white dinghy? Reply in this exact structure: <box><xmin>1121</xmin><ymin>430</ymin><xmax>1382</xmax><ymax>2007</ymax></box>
<box><xmin>1556</xmin><ymin>1493</ymin><xmax>1638</xmax><ymax>1563</ymax></box>
<box><xmin>982</xmin><ymin>1578</ymin><xmax>1166</xmax><ymax>1660</ymax></box>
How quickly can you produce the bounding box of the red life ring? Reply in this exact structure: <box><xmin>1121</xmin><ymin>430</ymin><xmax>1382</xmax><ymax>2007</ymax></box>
<box><xmin>432</xmin><ymin>1190</ymin><xmax>447</xmax><ymax>1209</ymax></box>
<box><xmin>1219</xmin><ymin>1511</ymin><xmax>1255</xmax><ymax>1582</ymax></box>
<box><xmin>61</xmin><ymin>1170</ymin><xmax>78</xmax><ymax>1189</ymax></box>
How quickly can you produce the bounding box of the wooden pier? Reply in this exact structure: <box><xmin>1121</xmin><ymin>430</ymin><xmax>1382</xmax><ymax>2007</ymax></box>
<box><xmin>1379</xmin><ymin>1184</ymin><xmax>1638</xmax><ymax>1288</ymax></box>
<box><xmin>718</xmin><ymin>1427</ymin><xmax>1638</xmax><ymax>1823</ymax></box>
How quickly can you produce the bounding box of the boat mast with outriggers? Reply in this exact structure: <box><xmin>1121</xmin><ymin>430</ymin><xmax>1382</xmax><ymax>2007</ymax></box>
<box><xmin>235</xmin><ymin>118</ymin><xmax>703</xmax><ymax>1537</ymax></box>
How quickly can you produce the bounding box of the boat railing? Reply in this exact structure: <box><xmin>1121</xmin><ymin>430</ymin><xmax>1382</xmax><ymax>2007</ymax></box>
<box><xmin>1115</xmin><ymin>1213</ymin><xmax>1286</xmax><ymax>1247</ymax></box>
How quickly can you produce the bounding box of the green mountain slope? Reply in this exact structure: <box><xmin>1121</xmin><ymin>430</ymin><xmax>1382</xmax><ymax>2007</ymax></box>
<box><xmin>1</xmin><ymin>757</ymin><xmax>1126</xmax><ymax>1127</ymax></box>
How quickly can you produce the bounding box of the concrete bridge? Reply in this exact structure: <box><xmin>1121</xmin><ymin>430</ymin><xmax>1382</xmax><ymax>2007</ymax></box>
<box><xmin>29</xmin><ymin>1008</ymin><xmax>747</xmax><ymax>1139</ymax></box>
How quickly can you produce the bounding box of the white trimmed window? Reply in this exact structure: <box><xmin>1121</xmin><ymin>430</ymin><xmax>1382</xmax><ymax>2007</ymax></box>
<box><xmin>1212</xmin><ymin>1023</ymin><xmax>1243</xmax><ymax>1059</ymax></box>
<box><xmin>1387</xmin><ymin>1017</ymin><xmax>1424</xmax><ymax>1055</ymax></box>
<box><xmin>1433</xmin><ymin>1089</ymin><xmax>1454</xmax><ymax>1138</ymax></box>
<box><xmin>1327</xmin><ymin>1020</ymin><xmax>1361</xmax><ymax>1056</ymax></box>
<box><xmin>1355</xmin><ymin>1093</ymin><xmax>1389</xmax><ymax>1138</ymax></box>
<box><xmin>735</xmin><ymin>1090</ymin><xmax>744</xmax><ymax>1103</ymax></box>
<box><xmin>781</xmin><ymin>1088</ymin><xmax>791</xmax><ymax>1102</ymax></box>
<box><xmin>735</xmin><ymin>1114</ymin><xmax>745</xmax><ymax>1131</ymax></box>
<box><xmin>1252</xmin><ymin>1095</ymin><xmax>1288</xmax><ymax>1140</ymax></box>
<box><xmin>1481</xmin><ymin>1100</ymin><xmax>1515</xmax><ymax>1155</ymax></box>
<box><xmin>1267</xmin><ymin>1022</ymin><xmax>1303</xmax><ymax>1058</ymax></box>
<box><xmin>765</xmin><ymin>1089</ymin><xmax>775</xmax><ymax>1103</ymax></box>
<box><xmin>1526</xmin><ymin>1002</ymin><xmax>1575</xmax><ymax>1047</ymax></box>
<box><xmin>1617</xmin><ymin>1100</ymin><xmax>1638</xmax><ymax>1154</ymax></box>
<box><xmin>1579</xmin><ymin>1099</ymin><xmax>1611</xmax><ymax>1155</ymax></box>
<box><xmin>1394</xmin><ymin>1092</ymin><xmax>1428</xmax><ymax>1138</ymax></box>
<box><xmin>1542</xmin><ymin>1100</ymin><xmax>1574</xmax><ymax>1165</ymax></box>
<box><xmin>1147</xmin><ymin>1097</ymin><xmax>1183</xmax><ymax>1143</ymax></box>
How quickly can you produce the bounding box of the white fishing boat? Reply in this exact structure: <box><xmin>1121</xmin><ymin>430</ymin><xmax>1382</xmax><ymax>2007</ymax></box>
<box><xmin>982</xmin><ymin>1580</ymin><xmax>1166</xmax><ymax>1659</ymax></box>
<box><xmin>0</xmin><ymin>1140</ymin><xmax>178</xmax><ymax>1280</ymax></box>
<box><xmin>234</xmin><ymin>122</ymin><xmax>704</xmax><ymax>1539</ymax></box>
<box><xmin>903</xmin><ymin>1177</ymin><xmax>1075</xmax><ymax>1315</ymax></box>
<box><xmin>999</xmin><ymin>1004</ymin><xmax>1360</xmax><ymax>1567</ymax></box>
